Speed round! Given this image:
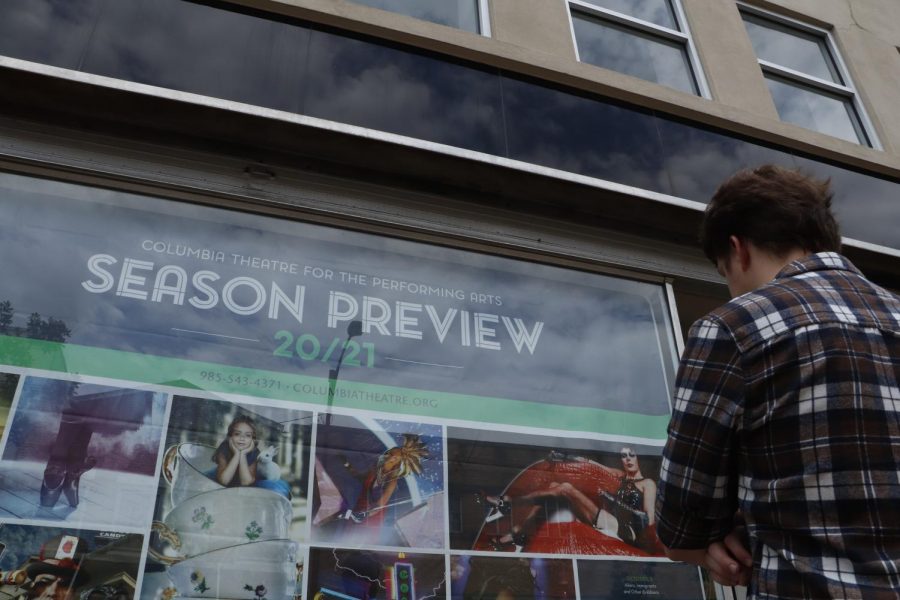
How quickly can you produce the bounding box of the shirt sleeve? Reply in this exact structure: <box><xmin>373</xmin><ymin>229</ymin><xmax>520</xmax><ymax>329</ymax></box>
<box><xmin>655</xmin><ymin>316</ymin><xmax>745</xmax><ymax>549</ymax></box>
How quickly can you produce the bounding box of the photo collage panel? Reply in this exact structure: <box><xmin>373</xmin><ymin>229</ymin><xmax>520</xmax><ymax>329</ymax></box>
<box><xmin>0</xmin><ymin>371</ymin><xmax>704</xmax><ymax>600</ymax></box>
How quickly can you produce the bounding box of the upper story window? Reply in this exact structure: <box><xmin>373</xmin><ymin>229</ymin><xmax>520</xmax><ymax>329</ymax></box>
<box><xmin>567</xmin><ymin>0</ymin><xmax>708</xmax><ymax>96</ymax></box>
<box><xmin>739</xmin><ymin>4</ymin><xmax>879</xmax><ymax>148</ymax></box>
<box><xmin>348</xmin><ymin>0</ymin><xmax>490</xmax><ymax>35</ymax></box>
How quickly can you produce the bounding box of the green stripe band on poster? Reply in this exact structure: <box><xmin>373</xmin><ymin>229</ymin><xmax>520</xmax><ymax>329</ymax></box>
<box><xmin>0</xmin><ymin>335</ymin><xmax>669</xmax><ymax>439</ymax></box>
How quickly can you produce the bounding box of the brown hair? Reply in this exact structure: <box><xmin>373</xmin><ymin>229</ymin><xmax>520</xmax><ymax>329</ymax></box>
<box><xmin>700</xmin><ymin>165</ymin><xmax>841</xmax><ymax>264</ymax></box>
<box><xmin>227</xmin><ymin>415</ymin><xmax>257</xmax><ymax>439</ymax></box>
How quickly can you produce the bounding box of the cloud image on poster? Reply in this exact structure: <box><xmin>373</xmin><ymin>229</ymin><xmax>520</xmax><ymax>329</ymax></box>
<box><xmin>311</xmin><ymin>415</ymin><xmax>444</xmax><ymax>549</ymax></box>
<box><xmin>448</xmin><ymin>427</ymin><xmax>665</xmax><ymax>557</ymax></box>
<box><xmin>0</xmin><ymin>522</ymin><xmax>143</xmax><ymax>600</ymax></box>
<box><xmin>0</xmin><ymin>376</ymin><xmax>166</xmax><ymax>528</ymax></box>
<box><xmin>141</xmin><ymin>395</ymin><xmax>311</xmax><ymax>600</ymax></box>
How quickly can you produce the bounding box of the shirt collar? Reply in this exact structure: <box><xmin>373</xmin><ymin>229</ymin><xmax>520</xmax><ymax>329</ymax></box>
<box><xmin>774</xmin><ymin>251</ymin><xmax>863</xmax><ymax>280</ymax></box>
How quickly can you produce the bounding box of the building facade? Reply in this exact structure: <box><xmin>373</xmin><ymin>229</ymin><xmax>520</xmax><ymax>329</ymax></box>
<box><xmin>0</xmin><ymin>1</ymin><xmax>897</xmax><ymax>600</ymax></box>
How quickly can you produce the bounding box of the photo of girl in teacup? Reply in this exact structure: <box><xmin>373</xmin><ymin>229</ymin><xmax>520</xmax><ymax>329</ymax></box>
<box><xmin>208</xmin><ymin>415</ymin><xmax>290</xmax><ymax>498</ymax></box>
<box><xmin>140</xmin><ymin>396</ymin><xmax>312</xmax><ymax>600</ymax></box>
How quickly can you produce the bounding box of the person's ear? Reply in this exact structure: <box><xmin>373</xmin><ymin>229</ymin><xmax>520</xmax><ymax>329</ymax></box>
<box><xmin>729</xmin><ymin>236</ymin><xmax>752</xmax><ymax>272</ymax></box>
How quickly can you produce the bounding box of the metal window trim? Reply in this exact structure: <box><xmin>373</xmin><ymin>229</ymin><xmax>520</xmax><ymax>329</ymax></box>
<box><xmin>477</xmin><ymin>0</ymin><xmax>492</xmax><ymax>37</ymax></box>
<box><xmin>567</xmin><ymin>0</ymin><xmax>710</xmax><ymax>99</ymax></box>
<box><xmin>664</xmin><ymin>280</ymin><xmax>686</xmax><ymax>357</ymax></box>
<box><xmin>758</xmin><ymin>60</ymin><xmax>855</xmax><ymax>96</ymax></box>
<box><xmin>736</xmin><ymin>1</ymin><xmax>882</xmax><ymax>150</ymax></box>
<box><xmin>823</xmin><ymin>26</ymin><xmax>881</xmax><ymax>150</ymax></box>
<box><xmin>670</xmin><ymin>0</ymin><xmax>711</xmax><ymax>98</ymax></box>
<box><xmin>565</xmin><ymin>0</ymin><xmax>583</xmax><ymax>62</ymax></box>
<box><xmin>1</xmin><ymin>55</ymin><xmax>897</xmax><ymax>262</ymax></box>
<box><xmin>568</xmin><ymin>0</ymin><xmax>687</xmax><ymax>40</ymax></box>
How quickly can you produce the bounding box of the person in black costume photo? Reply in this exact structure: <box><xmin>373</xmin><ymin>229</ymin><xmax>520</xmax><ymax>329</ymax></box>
<box><xmin>480</xmin><ymin>445</ymin><xmax>657</xmax><ymax>551</ymax></box>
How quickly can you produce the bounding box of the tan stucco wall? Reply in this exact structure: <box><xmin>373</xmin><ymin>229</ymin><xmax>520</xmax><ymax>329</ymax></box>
<box><xmin>231</xmin><ymin>0</ymin><xmax>900</xmax><ymax>176</ymax></box>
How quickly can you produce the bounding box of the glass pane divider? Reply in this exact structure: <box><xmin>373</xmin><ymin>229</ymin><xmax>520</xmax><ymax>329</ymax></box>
<box><xmin>568</xmin><ymin>0</ymin><xmax>688</xmax><ymax>42</ymax></box>
<box><xmin>758</xmin><ymin>60</ymin><xmax>855</xmax><ymax>97</ymax></box>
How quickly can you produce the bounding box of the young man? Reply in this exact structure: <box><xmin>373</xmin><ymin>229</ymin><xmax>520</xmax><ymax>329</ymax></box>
<box><xmin>655</xmin><ymin>165</ymin><xmax>900</xmax><ymax>598</ymax></box>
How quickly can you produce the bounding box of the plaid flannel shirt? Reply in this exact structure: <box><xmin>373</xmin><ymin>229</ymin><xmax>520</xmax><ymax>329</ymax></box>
<box><xmin>656</xmin><ymin>252</ymin><xmax>900</xmax><ymax>599</ymax></box>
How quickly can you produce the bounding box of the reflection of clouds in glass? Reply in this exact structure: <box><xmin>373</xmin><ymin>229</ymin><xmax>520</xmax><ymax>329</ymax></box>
<box><xmin>766</xmin><ymin>77</ymin><xmax>861</xmax><ymax>144</ymax></box>
<box><xmin>79</xmin><ymin>0</ymin><xmax>307</xmax><ymax>113</ymax></box>
<box><xmin>348</xmin><ymin>0</ymin><xmax>479</xmax><ymax>32</ymax></box>
<box><xmin>743</xmin><ymin>16</ymin><xmax>838</xmax><ymax>83</ymax></box>
<box><xmin>573</xmin><ymin>13</ymin><xmax>695</xmax><ymax>95</ymax></box>
<box><xmin>0</xmin><ymin>0</ymin><xmax>101</xmax><ymax>70</ymax></box>
<box><xmin>793</xmin><ymin>158</ymin><xmax>899</xmax><ymax>250</ymax></box>
<box><xmin>304</xmin><ymin>30</ymin><xmax>504</xmax><ymax>154</ymax></box>
<box><xmin>502</xmin><ymin>77</ymin><xmax>671</xmax><ymax>195</ymax></box>
<box><xmin>656</xmin><ymin>119</ymin><xmax>795</xmax><ymax>202</ymax></box>
<box><xmin>1</xmin><ymin>172</ymin><xmax>677</xmax><ymax>417</ymax></box>
<box><xmin>579</xmin><ymin>0</ymin><xmax>677</xmax><ymax>29</ymax></box>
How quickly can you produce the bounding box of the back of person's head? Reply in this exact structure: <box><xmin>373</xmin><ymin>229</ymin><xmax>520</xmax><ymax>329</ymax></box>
<box><xmin>700</xmin><ymin>165</ymin><xmax>841</xmax><ymax>264</ymax></box>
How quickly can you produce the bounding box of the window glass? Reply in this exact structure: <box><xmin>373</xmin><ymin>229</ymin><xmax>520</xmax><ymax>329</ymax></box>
<box><xmin>654</xmin><ymin>116</ymin><xmax>797</xmax><ymax>202</ymax></box>
<box><xmin>0</xmin><ymin>0</ymin><xmax>102</xmax><ymax>70</ymax></box>
<box><xmin>0</xmin><ymin>170</ymin><xmax>678</xmax><ymax>436</ymax></box>
<box><xmin>740</xmin><ymin>9</ymin><xmax>876</xmax><ymax>148</ymax></box>
<box><xmin>0</xmin><ymin>0</ymin><xmax>895</xmax><ymax>251</ymax></box>
<box><xmin>790</xmin><ymin>156</ymin><xmax>899</xmax><ymax>249</ymax></box>
<box><xmin>304</xmin><ymin>28</ymin><xmax>505</xmax><ymax>155</ymax></box>
<box><xmin>743</xmin><ymin>14</ymin><xmax>841</xmax><ymax>83</ymax></box>
<box><xmin>576</xmin><ymin>0</ymin><xmax>678</xmax><ymax>29</ymax></box>
<box><xmin>766</xmin><ymin>75</ymin><xmax>865</xmax><ymax>145</ymax></box>
<box><xmin>501</xmin><ymin>75</ymin><xmax>673</xmax><ymax>195</ymax></box>
<box><xmin>0</xmin><ymin>170</ymin><xmax>691</xmax><ymax>593</ymax></box>
<box><xmin>572</xmin><ymin>12</ymin><xmax>697</xmax><ymax>95</ymax></box>
<box><xmin>80</xmin><ymin>0</ymin><xmax>308</xmax><ymax>114</ymax></box>
<box><xmin>348</xmin><ymin>0</ymin><xmax>481</xmax><ymax>33</ymax></box>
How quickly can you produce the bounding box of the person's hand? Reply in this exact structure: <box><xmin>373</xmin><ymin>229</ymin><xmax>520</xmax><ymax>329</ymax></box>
<box><xmin>703</xmin><ymin>528</ymin><xmax>752</xmax><ymax>587</ymax></box>
<box><xmin>239</xmin><ymin>441</ymin><xmax>254</xmax><ymax>457</ymax></box>
<box><xmin>228</xmin><ymin>437</ymin><xmax>239</xmax><ymax>454</ymax></box>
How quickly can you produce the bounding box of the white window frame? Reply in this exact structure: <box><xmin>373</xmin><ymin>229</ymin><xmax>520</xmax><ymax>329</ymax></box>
<box><xmin>478</xmin><ymin>0</ymin><xmax>491</xmax><ymax>37</ymax></box>
<box><xmin>565</xmin><ymin>0</ymin><xmax>711</xmax><ymax>98</ymax></box>
<box><xmin>737</xmin><ymin>2</ymin><xmax>881</xmax><ymax>149</ymax></box>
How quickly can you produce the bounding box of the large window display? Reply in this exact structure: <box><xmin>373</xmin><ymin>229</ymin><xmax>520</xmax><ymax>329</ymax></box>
<box><xmin>0</xmin><ymin>170</ymin><xmax>706</xmax><ymax>599</ymax></box>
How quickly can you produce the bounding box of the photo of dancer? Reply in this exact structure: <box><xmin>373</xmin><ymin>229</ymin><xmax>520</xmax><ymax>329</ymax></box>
<box><xmin>141</xmin><ymin>396</ymin><xmax>311</xmax><ymax>600</ymax></box>
<box><xmin>0</xmin><ymin>523</ymin><xmax>143</xmax><ymax>600</ymax></box>
<box><xmin>307</xmin><ymin>547</ymin><xmax>445</xmax><ymax>600</ymax></box>
<box><xmin>0</xmin><ymin>377</ymin><xmax>166</xmax><ymax>526</ymax></box>
<box><xmin>311</xmin><ymin>415</ymin><xmax>444</xmax><ymax>549</ymax></box>
<box><xmin>450</xmin><ymin>555</ymin><xmax>575</xmax><ymax>600</ymax></box>
<box><xmin>448</xmin><ymin>427</ymin><xmax>664</xmax><ymax>557</ymax></box>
